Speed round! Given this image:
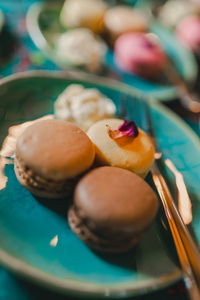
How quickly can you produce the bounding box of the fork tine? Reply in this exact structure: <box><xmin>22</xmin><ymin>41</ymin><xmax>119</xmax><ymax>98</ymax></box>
<box><xmin>119</xmin><ymin>93</ymin><xmax>127</xmax><ymax>120</ymax></box>
<box><xmin>134</xmin><ymin>96</ymin><xmax>152</xmax><ymax>138</ymax></box>
<box><xmin>138</xmin><ymin>98</ymin><xmax>153</xmax><ymax>136</ymax></box>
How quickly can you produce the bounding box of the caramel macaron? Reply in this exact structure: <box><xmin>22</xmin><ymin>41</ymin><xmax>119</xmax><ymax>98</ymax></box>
<box><xmin>14</xmin><ymin>119</ymin><xmax>95</xmax><ymax>199</ymax></box>
<box><xmin>87</xmin><ymin>118</ymin><xmax>155</xmax><ymax>178</ymax></box>
<box><xmin>68</xmin><ymin>166</ymin><xmax>159</xmax><ymax>253</ymax></box>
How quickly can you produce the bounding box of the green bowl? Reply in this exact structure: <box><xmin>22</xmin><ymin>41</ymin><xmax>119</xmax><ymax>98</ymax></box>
<box><xmin>26</xmin><ymin>1</ymin><xmax>197</xmax><ymax>101</ymax></box>
<box><xmin>0</xmin><ymin>70</ymin><xmax>199</xmax><ymax>298</ymax></box>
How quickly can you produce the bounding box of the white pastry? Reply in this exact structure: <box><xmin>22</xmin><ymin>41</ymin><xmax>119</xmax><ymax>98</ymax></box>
<box><xmin>54</xmin><ymin>84</ymin><xmax>116</xmax><ymax>131</ymax></box>
<box><xmin>57</xmin><ymin>28</ymin><xmax>107</xmax><ymax>71</ymax></box>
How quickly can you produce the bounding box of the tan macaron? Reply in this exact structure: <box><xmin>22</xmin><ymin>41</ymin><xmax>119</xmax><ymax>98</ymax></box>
<box><xmin>14</xmin><ymin>119</ymin><xmax>95</xmax><ymax>198</ymax></box>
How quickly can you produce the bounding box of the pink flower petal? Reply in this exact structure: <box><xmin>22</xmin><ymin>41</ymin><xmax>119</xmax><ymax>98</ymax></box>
<box><xmin>107</xmin><ymin>120</ymin><xmax>139</xmax><ymax>140</ymax></box>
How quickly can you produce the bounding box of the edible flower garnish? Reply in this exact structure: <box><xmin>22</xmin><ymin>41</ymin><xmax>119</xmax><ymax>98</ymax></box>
<box><xmin>107</xmin><ymin>120</ymin><xmax>139</xmax><ymax>140</ymax></box>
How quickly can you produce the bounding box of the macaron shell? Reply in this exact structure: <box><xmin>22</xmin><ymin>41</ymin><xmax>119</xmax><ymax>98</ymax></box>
<box><xmin>68</xmin><ymin>206</ymin><xmax>141</xmax><ymax>253</ymax></box>
<box><xmin>74</xmin><ymin>166</ymin><xmax>159</xmax><ymax>234</ymax></box>
<box><xmin>87</xmin><ymin>118</ymin><xmax>154</xmax><ymax>178</ymax></box>
<box><xmin>14</xmin><ymin>156</ymin><xmax>75</xmax><ymax>199</ymax></box>
<box><xmin>16</xmin><ymin>119</ymin><xmax>95</xmax><ymax>180</ymax></box>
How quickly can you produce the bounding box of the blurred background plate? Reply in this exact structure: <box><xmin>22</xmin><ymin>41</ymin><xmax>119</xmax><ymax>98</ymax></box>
<box><xmin>0</xmin><ymin>70</ymin><xmax>200</xmax><ymax>298</ymax></box>
<box><xmin>26</xmin><ymin>1</ymin><xmax>197</xmax><ymax>101</ymax></box>
<box><xmin>0</xmin><ymin>9</ymin><xmax>5</xmax><ymax>31</ymax></box>
<box><xmin>0</xmin><ymin>8</ymin><xmax>18</xmax><ymax>69</ymax></box>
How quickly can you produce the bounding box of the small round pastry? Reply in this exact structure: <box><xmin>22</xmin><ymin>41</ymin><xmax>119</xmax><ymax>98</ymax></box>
<box><xmin>54</xmin><ymin>84</ymin><xmax>116</xmax><ymax>131</ymax></box>
<box><xmin>157</xmin><ymin>0</ymin><xmax>197</xmax><ymax>28</ymax></box>
<box><xmin>60</xmin><ymin>0</ymin><xmax>107</xmax><ymax>34</ymax></box>
<box><xmin>176</xmin><ymin>16</ymin><xmax>200</xmax><ymax>51</ymax></box>
<box><xmin>14</xmin><ymin>119</ymin><xmax>95</xmax><ymax>199</ymax></box>
<box><xmin>104</xmin><ymin>6</ymin><xmax>148</xmax><ymax>44</ymax></box>
<box><xmin>114</xmin><ymin>33</ymin><xmax>166</xmax><ymax>78</ymax></box>
<box><xmin>57</xmin><ymin>28</ymin><xmax>107</xmax><ymax>72</ymax></box>
<box><xmin>87</xmin><ymin>118</ymin><xmax>154</xmax><ymax>178</ymax></box>
<box><xmin>68</xmin><ymin>166</ymin><xmax>159</xmax><ymax>253</ymax></box>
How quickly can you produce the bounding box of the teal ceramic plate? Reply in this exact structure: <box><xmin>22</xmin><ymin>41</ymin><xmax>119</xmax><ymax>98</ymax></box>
<box><xmin>0</xmin><ymin>70</ymin><xmax>200</xmax><ymax>298</ymax></box>
<box><xmin>26</xmin><ymin>1</ymin><xmax>197</xmax><ymax>101</ymax></box>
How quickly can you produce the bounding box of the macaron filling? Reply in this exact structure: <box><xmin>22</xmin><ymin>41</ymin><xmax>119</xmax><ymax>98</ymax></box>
<box><xmin>15</xmin><ymin>155</ymin><xmax>78</xmax><ymax>197</ymax></box>
<box><xmin>68</xmin><ymin>205</ymin><xmax>141</xmax><ymax>252</ymax></box>
<box><xmin>68</xmin><ymin>166</ymin><xmax>159</xmax><ymax>252</ymax></box>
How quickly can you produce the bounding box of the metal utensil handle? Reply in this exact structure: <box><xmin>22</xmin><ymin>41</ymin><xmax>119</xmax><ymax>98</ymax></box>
<box><xmin>164</xmin><ymin>60</ymin><xmax>200</xmax><ymax>113</ymax></box>
<box><xmin>158</xmin><ymin>169</ymin><xmax>200</xmax><ymax>282</ymax></box>
<box><xmin>152</xmin><ymin>163</ymin><xmax>200</xmax><ymax>299</ymax></box>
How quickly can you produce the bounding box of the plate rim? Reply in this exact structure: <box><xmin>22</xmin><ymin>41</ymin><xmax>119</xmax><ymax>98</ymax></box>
<box><xmin>26</xmin><ymin>1</ymin><xmax>197</xmax><ymax>102</ymax></box>
<box><xmin>0</xmin><ymin>70</ymin><xmax>199</xmax><ymax>147</ymax></box>
<box><xmin>1</xmin><ymin>70</ymin><xmax>200</xmax><ymax>298</ymax></box>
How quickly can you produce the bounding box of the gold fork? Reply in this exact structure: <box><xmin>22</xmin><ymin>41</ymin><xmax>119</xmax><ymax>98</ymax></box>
<box><xmin>138</xmin><ymin>98</ymin><xmax>200</xmax><ymax>299</ymax></box>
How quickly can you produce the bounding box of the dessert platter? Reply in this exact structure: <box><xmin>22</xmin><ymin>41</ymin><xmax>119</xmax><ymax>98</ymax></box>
<box><xmin>26</xmin><ymin>0</ymin><xmax>197</xmax><ymax>101</ymax></box>
<box><xmin>0</xmin><ymin>70</ymin><xmax>199</xmax><ymax>297</ymax></box>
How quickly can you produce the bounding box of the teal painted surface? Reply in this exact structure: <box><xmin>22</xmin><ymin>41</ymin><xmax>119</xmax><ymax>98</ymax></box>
<box><xmin>0</xmin><ymin>73</ymin><xmax>199</xmax><ymax>297</ymax></box>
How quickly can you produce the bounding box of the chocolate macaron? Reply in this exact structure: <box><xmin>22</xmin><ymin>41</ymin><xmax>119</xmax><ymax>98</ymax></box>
<box><xmin>68</xmin><ymin>166</ymin><xmax>159</xmax><ymax>253</ymax></box>
<box><xmin>14</xmin><ymin>119</ymin><xmax>95</xmax><ymax>199</ymax></box>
